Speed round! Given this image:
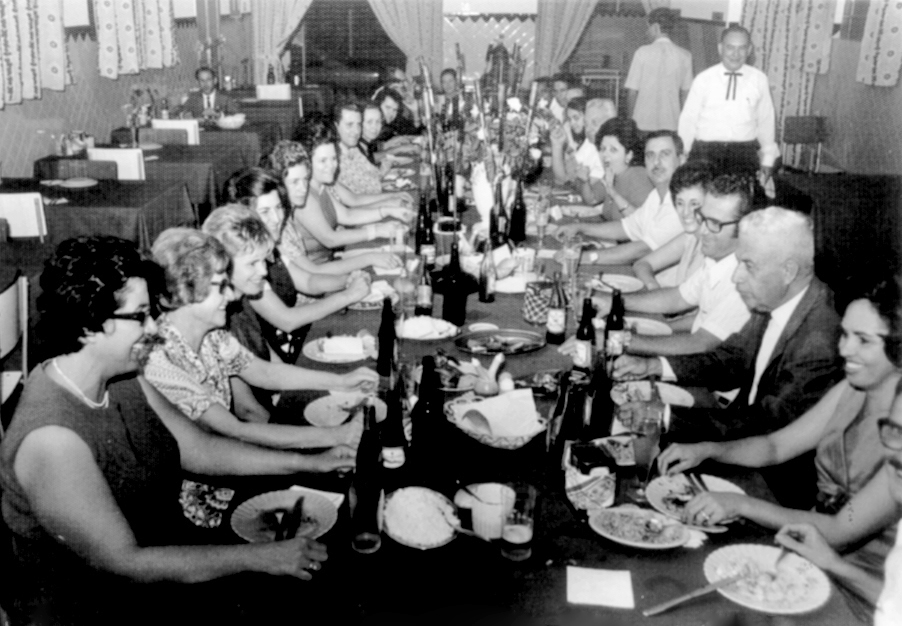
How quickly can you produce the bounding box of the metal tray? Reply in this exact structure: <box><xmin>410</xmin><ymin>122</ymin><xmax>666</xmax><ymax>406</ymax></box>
<box><xmin>454</xmin><ymin>328</ymin><xmax>546</xmax><ymax>355</ymax></box>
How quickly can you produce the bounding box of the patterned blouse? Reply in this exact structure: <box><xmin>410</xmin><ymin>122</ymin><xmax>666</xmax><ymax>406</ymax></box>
<box><xmin>143</xmin><ymin>316</ymin><xmax>255</xmax><ymax>529</ymax></box>
<box><xmin>338</xmin><ymin>144</ymin><xmax>383</xmax><ymax>195</ymax></box>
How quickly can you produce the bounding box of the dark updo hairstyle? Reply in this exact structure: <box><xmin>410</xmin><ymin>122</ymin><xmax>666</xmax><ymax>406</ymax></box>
<box><xmin>37</xmin><ymin>236</ymin><xmax>161</xmax><ymax>359</ymax></box>
<box><xmin>565</xmin><ymin>96</ymin><xmax>588</xmax><ymax>115</ymax></box>
<box><xmin>595</xmin><ymin>117</ymin><xmax>642</xmax><ymax>166</ymax></box>
<box><xmin>669</xmin><ymin>160</ymin><xmax>715</xmax><ymax>197</ymax></box>
<box><xmin>856</xmin><ymin>276</ymin><xmax>902</xmax><ymax>367</ymax></box>
<box><xmin>296</xmin><ymin>113</ymin><xmax>338</xmax><ymax>161</ymax></box>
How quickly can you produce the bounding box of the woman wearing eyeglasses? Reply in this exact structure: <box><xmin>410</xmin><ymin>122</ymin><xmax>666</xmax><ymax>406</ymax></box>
<box><xmin>657</xmin><ymin>277</ymin><xmax>902</xmax><ymax>615</ymax></box>
<box><xmin>772</xmin><ymin>386</ymin><xmax>902</xmax><ymax>623</ymax></box>
<box><xmin>143</xmin><ymin>228</ymin><xmax>377</xmax><ymax>529</ymax></box>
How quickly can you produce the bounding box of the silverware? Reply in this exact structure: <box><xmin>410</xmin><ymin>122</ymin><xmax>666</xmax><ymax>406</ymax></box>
<box><xmin>278</xmin><ymin>496</ymin><xmax>306</xmax><ymax>540</ymax></box>
<box><xmin>687</xmin><ymin>472</ymin><xmax>708</xmax><ymax>495</ymax></box>
<box><xmin>642</xmin><ymin>574</ymin><xmax>744</xmax><ymax>617</ymax></box>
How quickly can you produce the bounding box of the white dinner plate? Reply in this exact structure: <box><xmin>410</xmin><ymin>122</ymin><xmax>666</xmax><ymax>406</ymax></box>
<box><xmin>610</xmin><ymin>381</ymin><xmax>695</xmax><ymax>407</ymax></box>
<box><xmin>59</xmin><ymin>177</ymin><xmax>98</xmax><ymax>188</ymax></box>
<box><xmin>646</xmin><ymin>474</ymin><xmax>745</xmax><ymax>532</ymax></box>
<box><xmin>301</xmin><ymin>335</ymin><xmax>375</xmax><ymax>364</ymax></box>
<box><xmin>625</xmin><ymin>316</ymin><xmax>673</xmax><ymax>336</ymax></box>
<box><xmin>590</xmin><ymin>274</ymin><xmax>644</xmax><ymax>293</ymax></box>
<box><xmin>230</xmin><ymin>490</ymin><xmax>338</xmax><ymax>543</ymax></box>
<box><xmin>704</xmin><ymin>544</ymin><xmax>831</xmax><ymax>614</ymax></box>
<box><xmin>396</xmin><ymin>316</ymin><xmax>459</xmax><ymax>341</ymax></box>
<box><xmin>588</xmin><ymin>506</ymin><xmax>689</xmax><ymax>550</ymax></box>
<box><xmin>303</xmin><ymin>392</ymin><xmax>387</xmax><ymax>427</ymax></box>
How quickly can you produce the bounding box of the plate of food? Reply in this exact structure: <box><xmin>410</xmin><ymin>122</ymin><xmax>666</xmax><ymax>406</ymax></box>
<box><xmin>514</xmin><ymin>369</ymin><xmax>561</xmax><ymax>397</ymax></box>
<box><xmin>414</xmin><ymin>352</ymin><xmax>478</xmax><ymax>392</ymax></box>
<box><xmin>595</xmin><ymin>435</ymin><xmax>636</xmax><ymax>466</ymax></box>
<box><xmin>382</xmin><ymin>487</ymin><xmax>459</xmax><ymax>549</ymax></box>
<box><xmin>610</xmin><ymin>381</ymin><xmax>695</xmax><ymax>407</ymax></box>
<box><xmin>704</xmin><ymin>544</ymin><xmax>831</xmax><ymax>614</ymax></box>
<box><xmin>303</xmin><ymin>392</ymin><xmax>387</xmax><ymax>427</ymax></box>
<box><xmin>588</xmin><ymin>506</ymin><xmax>689</xmax><ymax>550</ymax></box>
<box><xmin>455</xmin><ymin>329</ymin><xmax>546</xmax><ymax>355</ymax></box>
<box><xmin>646</xmin><ymin>473</ymin><xmax>745</xmax><ymax>531</ymax></box>
<box><xmin>396</xmin><ymin>316</ymin><xmax>460</xmax><ymax>341</ymax></box>
<box><xmin>348</xmin><ymin>280</ymin><xmax>399</xmax><ymax>311</ymax></box>
<box><xmin>230</xmin><ymin>490</ymin><xmax>338</xmax><ymax>543</ymax></box>
<box><xmin>590</xmin><ymin>274</ymin><xmax>645</xmax><ymax>294</ymax></box>
<box><xmin>302</xmin><ymin>334</ymin><xmax>376</xmax><ymax>364</ymax></box>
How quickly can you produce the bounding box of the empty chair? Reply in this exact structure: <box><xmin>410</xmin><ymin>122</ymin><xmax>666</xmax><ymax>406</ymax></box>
<box><xmin>151</xmin><ymin>119</ymin><xmax>200</xmax><ymax>145</ymax></box>
<box><xmin>0</xmin><ymin>272</ymin><xmax>28</xmax><ymax>436</ymax></box>
<box><xmin>0</xmin><ymin>193</ymin><xmax>47</xmax><ymax>242</ymax></box>
<box><xmin>140</xmin><ymin>127</ymin><xmax>189</xmax><ymax>145</ymax></box>
<box><xmin>56</xmin><ymin>159</ymin><xmax>118</xmax><ymax>180</ymax></box>
<box><xmin>782</xmin><ymin>116</ymin><xmax>828</xmax><ymax>173</ymax></box>
<box><xmin>87</xmin><ymin>148</ymin><xmax>146</xmax><ymax>181</ymax></box>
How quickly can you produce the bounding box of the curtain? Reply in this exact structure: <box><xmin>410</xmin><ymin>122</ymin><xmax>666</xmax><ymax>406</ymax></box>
<box><xmin>0</xmin><ymin>0</ymin><xmax>71</xmax><ymax>109</ymax></box>
<box><xmin>743</xmin><ymin>0</ymin><xmax>835</xmax><ymax>168</ymax></box>
<box><xmin>95</xmin><ymin>0</ymin><xmax>179</xmax><ymax>79</ymax></box>
<box><xmin>534</xmin><ymin>0</ymin><xmax>597</xmax><ymax>78</ymax></box>
<box><xmin>367</xmin><ymin>0</ymin><xmax>443</xmax><ymax>81</ymax></box>
<box><xmin>857</xmin><ymin>1</ymin><xmax>902</xmax><ymax>87</ymax></box>
<box><xmin>250</xmin><ymin>0</ymin><xmax>312</xmax><ymax>84</ymax></box>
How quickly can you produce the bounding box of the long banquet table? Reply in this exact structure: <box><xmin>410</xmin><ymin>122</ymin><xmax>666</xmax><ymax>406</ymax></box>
<box><xmin>0</xmin><ymin>178</ymin><xmax>194</xmax><ymax>249</ymax></box>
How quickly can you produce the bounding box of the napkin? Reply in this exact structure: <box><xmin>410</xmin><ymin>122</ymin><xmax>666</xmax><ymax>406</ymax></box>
<box><xmin>321</xmin><ymin>336</ymin><xmax>365</xmax><ymax>358</ymax></box>
<box><xmin>450</xmin><ymin>389</ymin><xmax>543</xmax><ymax>437</ymax></box>
<box><xmin>289</xmin><ymin>485</ymin><xmax>345</xmax><ymax>508</ymax></box>
<box><xmin>566</xmin><ymin>566</ymin><xmax>634</xmax><ymax>609</ymax></box>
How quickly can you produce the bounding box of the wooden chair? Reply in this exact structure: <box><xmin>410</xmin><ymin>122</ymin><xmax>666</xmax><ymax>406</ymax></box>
<box><xmin>782</xmin><ymin>116</ymin><xmax>828</xmax><ymax>173</ymax></box>
<box><xmin>139</xmin><ymin>127</ymin><xmax>189</xmax><ymax>145</ymax></box>
<box><xmin>0</xmin><ymin>193</ymin><xmax>47</xmax><ymax>243</ymax></box>
<box><xmin>87</xmin><ymin>148</ymin><xmax>146</xmax><ymax>181</ymax></box>
<box><xmin>56</xmin><ymin>159</ymin><xmax>118</xmax><ymax>180</ymax></box>
<box><xmin>0</xmin><ymin>273</ymin><xmax>28</xmax><ymax>437</ymax></box>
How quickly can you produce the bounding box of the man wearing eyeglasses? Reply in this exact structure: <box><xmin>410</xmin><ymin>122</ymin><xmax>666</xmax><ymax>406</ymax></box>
<box><xmin>584</xmin><ymin>173</ymin><xmax>753</xmax><ymax>357</ymax></box>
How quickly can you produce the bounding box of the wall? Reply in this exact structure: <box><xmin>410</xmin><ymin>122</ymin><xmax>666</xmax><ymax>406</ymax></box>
<box><xmin>811</xmin><ymin>39</ymin><xmax>902</xmax><ymax>175</ymax></box>
<box><xmin>443</xmin><ymin>16</ymin><xmax>536</xmax><ymax>89</ymax></box>
<box><xmin>0</xmin><ymin>16</ymin><xmax>251</xmax><ymax>178</ymax></box>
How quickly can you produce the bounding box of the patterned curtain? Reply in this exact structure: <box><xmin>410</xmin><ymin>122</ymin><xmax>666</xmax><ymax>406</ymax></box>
<box><xmin>95</xmin><ymin>0</ymin><xmax>179</xmax><ymax>79</ymax></box>
<box><xmin>857</xmin><ymin>1</ymin><xmax>902</xmax><ymax>87</ymax></box>
<box><xmin>250</xmin><ymin>0</ymin><xmax>312</xmax><ymax>83</ymax></box>
<box><xmin>0</xmin><ymin>0</ymin><xmax>72</xmax><ymax>109</ymax></box>
<box><xmin>534</xmin><ymin>0</ymin><xmax>597</xmax><ymax>77</ymax></box>
<box><xmin>743</xmin><ymin>0</ymin><xmax>835</xmax><ymax>168</ymax></box>
<box><xmin>368</xmin><ymin>0</ymin><xmax>443</xmax><ymax>81</ymax></box>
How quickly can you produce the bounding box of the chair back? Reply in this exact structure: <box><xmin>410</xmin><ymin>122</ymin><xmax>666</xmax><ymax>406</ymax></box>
<box><xmin>58</xmin><ymin>159</ymin><xmax>118</xmax><ymax>180</ymax></box>
<box><xmin>140</xmin><ymin>127</ymin><xmax>189</xmax><ymax>145</ymax></box>
<box><xmin>0</xmin><ymin>273</ymin><xmax>27</xmax><ymax>437</ymax></box>
<box><xmin>151</xmin><ymin>119</ymin><xmax>200</xmax><ymax>145</ymax></box>
<box><xmin>87</xmin><ymin>148</ymin><xmax>145</xmax><ymax>181</ymax></box>
<box><xmin>0</xmin><ymin>193</ymin><xmax>47</xmax><ymax>242</ymax></box>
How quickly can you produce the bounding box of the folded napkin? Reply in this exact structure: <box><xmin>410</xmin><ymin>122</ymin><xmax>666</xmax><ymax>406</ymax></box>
<box><xmin>289</xmin><ymin>485</ymin><xmax>345</xmax><ymax>508</ymax></box>
<box><xmin>450</xmin><ymin>389</ymin><xmax>543</xmax><ymax>438</ymax></box>
<box><xmin>565</xmin><ymin>465</ymin><xmax>616</xmax><ymax>511</ymax></box>
<box><xmin>567</xmin><ymin>566</ymin><xmax>634</xmax><ymax>608</ymax></box>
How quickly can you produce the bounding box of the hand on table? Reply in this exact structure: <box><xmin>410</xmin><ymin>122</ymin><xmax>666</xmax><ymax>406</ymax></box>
<box><xmin>656</xmin><ymin>442</ymin><xmax>712</xmax><ymax>475</ymax></box>
<box><xmin>611</xmin><ymin>354</ymin><xmax>660</xmax><ymax>380</ymax></box>
<box><xmin>374</xmin><ymin>221</ymin><xmax>407</xmax><ymax>240</ymax></box>
<box><xmin>391</xmin><ymin>191</ymin><xmax>415</xmax><ymax>206</ymax></box>
<box><xmin>340</xmin><ymin>367</ymin><xmax>378</xmax><ymax>393</ymax></box>
<box><xmin>775</xmin><ymin>523</ymin><xmax>843</xmax><ymax>572</ymax></box>
<box><xmin>345</xmin><ymin>273</ymin><xmax>371</xmax><ymax>302</ymax></box>
<box><xmin>263</xmin><ymin>537</ymin><xmax>328</xmax><ymax>580</ymax></box>
<box><xmin>381</xmin><ymin>207</ymin><xmax>415</xmax><ymax>223</ymax></box>
<box><xmin>367</xmin><ymin>252</ymin><xmax>402</xmax><ymax>270</ymax></box>
<box><xmin>683</xmin><ymin>491</ymin><xmax>748</xmax><ymax>527</ymax></box>
<box><xmin>554</xmin><ymin>223</ymin><xmax>582</xmax><ymax>242</ymax></box>
<box><xmin>313</xmin><ymin>445</ymin><xmax>358</xmax><ymax>474</ymax></box>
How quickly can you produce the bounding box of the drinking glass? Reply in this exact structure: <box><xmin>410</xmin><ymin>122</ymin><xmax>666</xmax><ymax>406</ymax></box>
<box><xmin>535</xmin><ymin>207</ymin><xmax>550</xmax><ymax>248</ymax></box>
<box><xmin>501</xmin><ymin>483</ymin><xmax>537</xmax><ymax>561</ymax></box>
<box><xmin>621</xmin><ymin>402</ymin><xmax>664</xmax><ymax>504</ymax></box>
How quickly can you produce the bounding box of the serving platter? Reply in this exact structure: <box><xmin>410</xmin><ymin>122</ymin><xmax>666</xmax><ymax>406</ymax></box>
<box><xmin>455</xmin><ymin>328</ymin><xmax>545</xmax><ymax>355</ymax></box>
<box><xmin>230</xmin><ymin>490</ymin><xmax>337</xmax><ymax>543</ymax></box>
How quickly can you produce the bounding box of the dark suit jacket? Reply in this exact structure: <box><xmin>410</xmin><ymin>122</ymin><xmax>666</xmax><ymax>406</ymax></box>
<box><xmin>174</xmin><ymin>90</ymin><xmax>240</xmax><ymax>118</ymax></box>
<box><xmin>667</xmin><ymin>278</ymin><xmax>844</xmax><ymax>507</ymax></box>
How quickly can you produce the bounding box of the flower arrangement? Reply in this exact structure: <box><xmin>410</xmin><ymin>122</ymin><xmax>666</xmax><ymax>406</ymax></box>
<box><xmin>123</xmin><ymin>83</ymin><xmax>176</xmax><ymax>127</ymax></box>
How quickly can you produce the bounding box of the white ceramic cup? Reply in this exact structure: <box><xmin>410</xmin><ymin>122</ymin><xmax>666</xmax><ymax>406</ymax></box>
<box><xmin>470</xmin><ymin>483</ymin><xmax>515</xmax><ymax>540</ymax></box>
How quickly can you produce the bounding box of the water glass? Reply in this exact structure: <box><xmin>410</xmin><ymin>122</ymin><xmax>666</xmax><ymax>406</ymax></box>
<box><xmin>622</xmin><ymin>404</ymin><xmax>663</xmax><ymax>504</ymax></box>
<box><xmin>535</xmin><ymin>209</ymin><xmax>550</xmax><ymax>247</ymax></box>
<box><xmin>501</xmin><ymin>483</ymin><xmax>537</xmax><ymax>561</ymax></box>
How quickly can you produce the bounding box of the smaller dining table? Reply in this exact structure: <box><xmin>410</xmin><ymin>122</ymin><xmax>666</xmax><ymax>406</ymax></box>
<box><xmin>0</xmin><ymin>178</ymin><xmax>194</xmax><ymax>249</ymax></box>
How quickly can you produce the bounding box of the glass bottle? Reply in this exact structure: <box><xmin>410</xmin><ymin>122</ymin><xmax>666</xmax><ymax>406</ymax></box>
<box><xmin>478</xmin><ymin>239</ymin><xmax>497</xmax><ymax>303</ymax></box>
<box><xmin>266</xmin><ymin>64</ymin><xmax>276</xmax><ymax>85</ymax></box>
<box><xmin>380</xmin><ymin>374</ymin><xmax>407</xmax><ymax>470</ymax></box>
<box><xmin>507</xmin><ymin>178</ymin><xmax>527</xmax><ymax>245</ymax></box>
<box><xmin>414</xmin><ymin>254</ymin><xmax>434</xmax><ymax>317</ymax></box>
<box><xmin>573</xmin><ymin>297</ymin><xmax>596</xmax><ymax>376</ymax></box>
<box><xmin>416</xmin><ymin>194</ymin><xmax>436</xmax><ymax>269</ymax></box>
<box><xmin>376</xmin><ymin>296</ymin><xmax>397</xmax><ymax>384</ymax></box>
<box><xmin>441</xmin><ymin>234</ymin><xmax>468</xmax><ymax>327</ymax></box>
<box><xmin>350</xmin><ymin>406</ymin><xmax>382</xmax><ymax>553</ymax></box>
<box><xmin>409</xmin><ymin>356</ymin><xmax>446</xmax><ymax>485</ymax></box>
<box><xmin>546</xmin><ymin>272</ymin><xmax>567</xmax><ymax>345</ymax></box>
<box><xmin>604</xmin><ymin>289</ymin><xmax>626</xmax><ymax>359</ymax></box>
<box><xmin>494</xmin><ymin>178</ymin><xmax>509</xmax><ymax>245</ymax></box>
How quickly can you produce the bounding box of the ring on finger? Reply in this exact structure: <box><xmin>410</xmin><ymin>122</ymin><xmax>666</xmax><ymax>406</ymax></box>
<box><xmin>306</xmin><ymin>561</ymin><xmax>321</xmax><ymax>572</ymax></box>
<box><xmin>698</xmin><ymin>512</ymin><xmax>710</xmax><ymax>522</ymax></box>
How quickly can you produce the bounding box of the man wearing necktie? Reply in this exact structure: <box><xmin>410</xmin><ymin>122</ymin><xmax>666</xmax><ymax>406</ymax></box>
<box><xmin>678</xmin><ymin>25</ymin><xmax>778</xmax><ymax>192</ymax></box>
<box><xmin>173</xmin><ymin>66</ymin><xmax>240</xmax><ymax>120</ymax></box>
<box><xmin>614</xmin><ymin>207</ymin><xmax>844</xmax><ymax>508</ymax></box>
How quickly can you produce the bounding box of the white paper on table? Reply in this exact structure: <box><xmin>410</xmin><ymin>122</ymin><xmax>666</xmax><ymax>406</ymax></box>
<box><xmin>450</xmin><ymin>389</ymin><xmax>542</xmax><ymax>437</ymax></box>
<box><xmin>566</xmin><ymin>566</ymin><xmax>634</xmax><ymax>609</ymax></box>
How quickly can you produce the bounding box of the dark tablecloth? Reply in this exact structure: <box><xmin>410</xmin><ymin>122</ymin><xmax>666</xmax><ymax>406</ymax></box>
<box><xmin>0</xmin><ymin>178</ymin><xmax>193</xmax><ymax>249</ymax></box>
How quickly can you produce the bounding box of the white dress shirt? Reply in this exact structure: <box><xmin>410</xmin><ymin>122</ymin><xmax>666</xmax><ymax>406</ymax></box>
<box><xmin>747</xmin><ymin>286</ymin><xmax>808</xmax><ymax>404</ymax></box>
<box><xmin>625</xmin><ymin>36</ymin><xmax>694</xmax><ymax>132</ymax></box>
<box><xmin>876</xmin><ymin>526</ymin><xmax>902</xmax><ymax>626</ymax></box>
<box><xmin>203</xmin><ymin>92</ymin><xmax>215</xmax><ymax>110</ymax></box>
<box><xmin>678</xmin><ymin>253</ymin><xmax>750</xmax><ymax>340</ymax></box>
<box><xmin>621</xmin><ymin>189</ymin><xmax>683</xmax><ymax>252</ymax></box>
<box><xmin>549</xmin><ymin>97</ymin><xmax>565</xmax><ymax>123</ymax></box>
<box><xmin>678</xmin><ymin>62</ymin><xmax>780</xmax><ymax>167</ymax></box>
<box><xmin>566</xmin><ymin>123</ymin><xmax>605</xmax><ymax>180</ymax></box>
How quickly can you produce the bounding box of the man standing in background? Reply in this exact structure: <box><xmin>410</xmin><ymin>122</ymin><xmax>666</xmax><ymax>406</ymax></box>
<box><xmin>625</xmin><ymin>8</ymin><xmax>693</xmax><ymax>132</ymax></box>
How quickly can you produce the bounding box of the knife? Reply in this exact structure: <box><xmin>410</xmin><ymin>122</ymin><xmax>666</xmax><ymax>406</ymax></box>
<box><xmin>279</xmin><ymin>496</ymin><xmax>306</xmax><ymax>540</ymax></box>
<box><xmin>642</xmin><ymin>573</ymin><xmax>744</xmax><ymax>616</ymax></box>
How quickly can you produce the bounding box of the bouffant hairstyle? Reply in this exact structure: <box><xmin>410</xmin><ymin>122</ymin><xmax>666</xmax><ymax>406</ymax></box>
<box><xmin>151</xmin><ymin>228</ymin><xmax>230</xmax><ymax>310</ymax></box>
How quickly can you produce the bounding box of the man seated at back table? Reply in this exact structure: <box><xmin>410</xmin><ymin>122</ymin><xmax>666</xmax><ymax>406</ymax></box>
<box><xmin>588</xmin><ymin>173</ymin><xmax>754</xmax><ymax>356</ymax></box>
<box><xmin>613</xmin><ymin>206</ymin><xmax>844</xmax><ymax>507</ymax></box>
<box><xmin>173</xmin><ymin>66</ymin><xmax>240</xmax><ymax>120</ymax></box>
<box><xmin>555</xmin><ymin>131</ymin><xmax>687</xmax><ymax>285</ymax></box>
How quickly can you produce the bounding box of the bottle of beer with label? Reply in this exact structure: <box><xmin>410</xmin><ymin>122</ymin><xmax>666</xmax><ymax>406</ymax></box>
<box><xmin>380</xmin><ymin>374</ymin><xmax>407</xmax><ymax>471</ymax></box>
<box><xmin>266</xmin><ymin>64</ymin><xmax>276</xmax><ymax>85</ymax></box>
<box><xmin>441</xmin><ymin>232</ymin><xmax>469</xmax><ymax>327</ymax></box>
<box><xmin>414</xmin><ymin>255</ymin><xmax>434</xmax><ymax>316</ymax></box>
<box><xmin>546</xmin><ymin>272</ymin><xmax>567</xmax><ymax>345</ymax></box>
<box><xmin>350</xmin><ymin>406</ymin><xmax>382</xmax><ymax>553</ymax></box>
<box><xmin>494</xmin><ymin>178</ymin><xmax>509</xmax><ymax>244</ymax></box>
<box><xmin>416</xmin><ymin>194</ymin><xmax>436</xmax><ymax>269</ymax></box>
<box><xmin>478</xmin><ymin>240</ymin><xmax>496</xmax><ymax>303</ymax></box>
<box><xmin>573</xmin><ymin>297</ymin><xmax>596</xmax><ymax>376</ymax></box>
<box><xmin>604</xmin><ymin>289</ymin><xmax>627</xmax><ymax>358</ymax></box>
<box><xmin>507</xmin><ymin>179</ymin><xmax>527</xmax><ymax>244</ymax></box>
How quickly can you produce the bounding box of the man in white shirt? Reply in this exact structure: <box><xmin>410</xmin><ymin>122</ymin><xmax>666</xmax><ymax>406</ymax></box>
<box><xmin>588</xmin><ymin>174</ymin><xmax>753</xmax><ymax>357</ymax></box>
<box><xmin>175</xmin><ymin>67</ymin><xmax>240</xmax><ymax>119</ymax></box>
<box><xmin>548</xmin><ymin>73</ymin><xmax>577</xmax><ymax>123</ymax></box>
<box><xmin>625</xmin><ymin>7</ymin><xmax>693</xmax><ymax>132</ymax></box>
<box><xmin>614</xmin><ymin>207</ymin><xmax>843</xmax><ymax>506</ymax></box>
<box><xmin>678</xmin><ymin>25</ymin><xmax>778</xmax><ymax>187</ymax></box>
<box><xmin>555</xmin><ymin>131</ymin><xmax>686</xmax><ymax>267</ymax></box>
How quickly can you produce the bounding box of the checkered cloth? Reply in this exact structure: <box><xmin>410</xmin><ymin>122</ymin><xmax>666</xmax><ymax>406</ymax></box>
<box><xmin>522</xmin><ymin>280</ymin><xmax>554</xmax><ymax>324</ymax></box>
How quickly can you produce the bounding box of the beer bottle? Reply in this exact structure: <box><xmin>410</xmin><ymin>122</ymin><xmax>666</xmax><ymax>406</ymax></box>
<box><xmin>417</xmin><ymin>194</ymin><xmax>437</xmax><ymax>269</ymax></box>
<box><xmin>350</xmin><ymin>406</ymin><xmax>382</xmax><ymax>553</ymax></box>
<box><xmin>573</xmin><ymin>297</ymin><xmax>596</xmax><ymax>376</ymax></box>
<box><xmin>380</xmin><ymin>374</ymin><xmax>407</xmax><ymax>471</ymax></box>
<box><xmin>414</xmin><ymin>255</ymin><xmax>434</xmax><ymax>317</ymax></box>
<box><xmin>376</xmin><ymin>296</ymin><xmax>397</xmax><ymax>383</ymax></box>
<box><xmin>605</xmin><ymin>289</ymin><xmax>627</xmax><ymax>358</ymax></box>
<box><xmin>545</xmin><ymin>271</ymin><xmax>567</xmax><ymax>345</ymax></box>
<box><xmin>441</xmin><ymin>233</ymin><xmax>469</xmax><ymax>327</ymax></box>
<box><xmin>507</xmin><ymin>179</ymin><xmax>527</xmax><ymax>245</ymax></box>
